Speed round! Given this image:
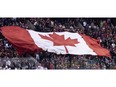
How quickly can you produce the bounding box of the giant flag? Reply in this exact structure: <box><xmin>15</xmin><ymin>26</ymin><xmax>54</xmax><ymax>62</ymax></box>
<box><xmin>0</xmin><ymin>26</ymin><xmax>110</xmax><ymax>57</ymax></box>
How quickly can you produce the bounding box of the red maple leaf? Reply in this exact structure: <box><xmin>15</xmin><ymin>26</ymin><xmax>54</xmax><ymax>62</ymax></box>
<box><xmin>39</xmin><ymin>32</ymin><xmax>79</xmax><ymax>53</ymax></box>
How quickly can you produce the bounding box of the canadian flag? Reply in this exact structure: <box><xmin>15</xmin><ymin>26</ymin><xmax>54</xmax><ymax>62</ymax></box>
<box><xmin>0</xmin><ymin>26</ymin><xmax>110</xmax><ymax>57</ymax></box>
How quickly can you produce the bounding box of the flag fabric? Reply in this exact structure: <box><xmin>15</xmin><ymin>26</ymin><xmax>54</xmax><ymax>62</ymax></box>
<box><xmin>0</xmin><ymin>26</ymin><xmax>42</xmax><ymax>55</ymax></box>
<box><xmin>0</xmin><ymin>26</ymin><xmax>110</xmax><ymax>57</ymax></box>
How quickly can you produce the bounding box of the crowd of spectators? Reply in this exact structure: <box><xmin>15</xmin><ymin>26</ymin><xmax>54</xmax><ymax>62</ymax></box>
<box><xmin>0</xmin><ymin>18</ymin><xmax>116</xmax><ymax>69</ymax></box>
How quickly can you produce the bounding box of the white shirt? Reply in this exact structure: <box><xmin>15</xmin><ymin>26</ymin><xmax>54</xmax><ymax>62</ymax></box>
<box><xmin>5</xmin><ymin>43</ymin><xmax>9</xmax><ymax>48</ymax></box>
<box><xmin>59</xmin><ymin>24</ymin><xmax>62</xmax><ymax>28</ymax></box>
<box><xmin>36</xmin><ymin>54</ymin><xmax>40</xmax><ymax>59</ymax></box>
<box><xmin>34</xmin><ymin>22</ymin><xmax>37</xmax><ymax>25</ymax></box>
<box><xmin>112</xmin><ymin>43</ymin><xmax>115</xmax><ymax>48</ymax></box>
<box><xmin>70</xmin><ymin>26</ymin><xmax>73</xmax><ymax>29</ymax></box>
<box><xmin>6</xmin><ymin>60</ymin><xmax>11</xmax><ymax>66</ymax></box>
<box><xmin>83</xmin><ymin>21</ymin><xmax>87</xmax><ymax>26</ymax></box>
<box><xmin>36</xmin><ymin>66</ymin><xmax>47</xmax><ymax>70</ymax></box>
<box><xmin>51</xmin><ymin>21</ymin><xmax>54</xmax><ymax>26</ymax></box>
<box><xmin>89</xmin><ymin>26</ymin><xmax>91</xmax><ymax>28</ymax></box>
<box><xmin>62</xmin><ymin>26</ymin><xmax>65</xmax><ymax>29</ymax></box>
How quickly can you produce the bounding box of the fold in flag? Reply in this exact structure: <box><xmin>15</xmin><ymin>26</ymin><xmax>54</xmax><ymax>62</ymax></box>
<box><xmin>0</xmin><ymin>26</ymin><xmax>110</xmax><ymax>57</ymax></box>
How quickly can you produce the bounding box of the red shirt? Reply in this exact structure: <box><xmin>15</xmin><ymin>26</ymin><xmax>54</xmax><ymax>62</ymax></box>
<box><xmin>50</xmin><ymin>63</ymin><xmax>54</xmax><ymax>69</ymax></box>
